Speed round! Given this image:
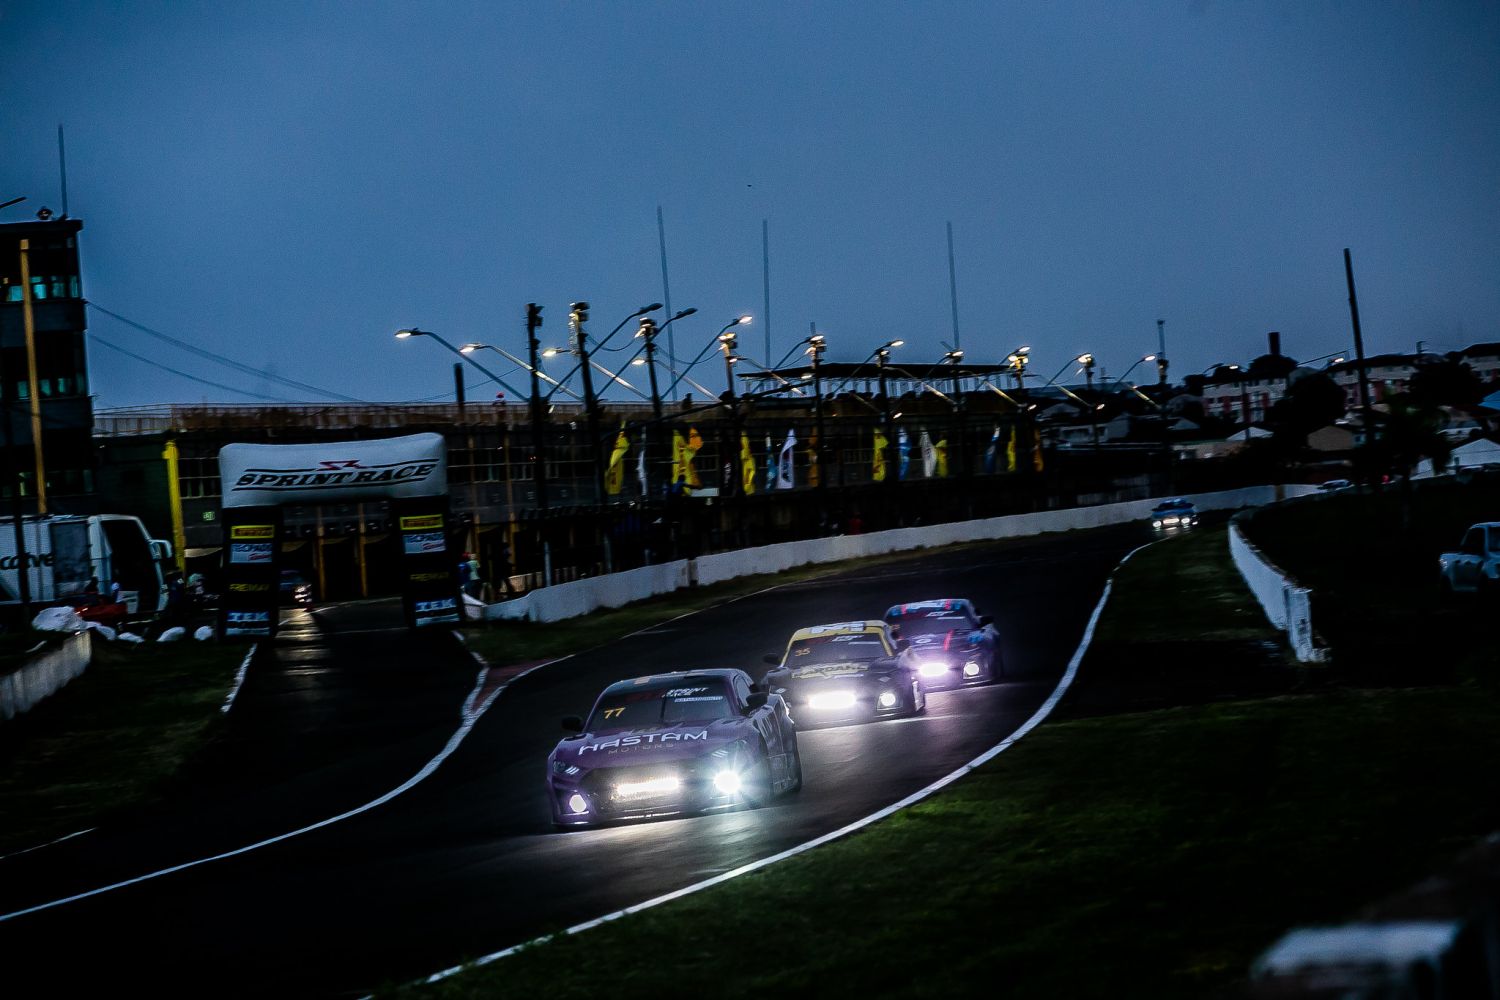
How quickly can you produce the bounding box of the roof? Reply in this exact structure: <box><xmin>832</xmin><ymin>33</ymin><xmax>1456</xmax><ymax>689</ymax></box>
<box><xmin>790</xmin><ymin>621</ymin><xmax>886</xmax><ymax>640</ymax></box>
<box><xmin>604</xmin><ymin>669</ymin><xmax>742</xmax><ymax>692</ymax></box>
<box><xmin>885</xmin><ymin>599</ymin><xmax>971</xmax><ymax>616</ymax></box>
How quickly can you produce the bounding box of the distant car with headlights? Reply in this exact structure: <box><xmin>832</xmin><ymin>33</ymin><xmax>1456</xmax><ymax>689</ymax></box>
<box><xmin>279</xmin><ymin>570</ymin><xmax>313</xmax><ymax>608</ymax></box>
<box><xmin>882</xmin><ymin>599</ymin><xmax>1001</xmax><ymax>688</ymax></box>
<box><xmin>1317</xmin><ymin>478</ymin><xmax>1354</xmax><ymax>493</ymax></box>
<box><xmin>1439</xmin><ymin>522</ymin><xmax>1500</xmax><ymax>596</ymax></box>
<box><xmin>1149</xmin><ymin>498</ymin><xmax>1198</xmax><ymax>530</ymax></box>
<box><xmin>761</xmin><ymin>620</ymin><xmax>925</xmax><ymax>726</ymax></box>
<box><xmin>547</xmin><ymin>669</ymin><xmax>801</xmax><ymax>828</ymax></box>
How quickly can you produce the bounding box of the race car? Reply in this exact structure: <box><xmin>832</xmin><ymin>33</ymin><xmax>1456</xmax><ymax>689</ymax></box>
<box><xmin>882</xmin><ymin>598</ymin><xmax>1002</xmax><ymax>688</ymax></box>
<box><xmin>1150</xmin><ymin>497</ymin><xmax>1199</xmax><ymax>530</ymax></box>
<box><xmin>761</xmin><ymin>620</ymin><xmax>925</xmax><ymax>726</ymax></box>
<box><xmin>547</xmin><ymin>668</ymin><xmax>801</xmax><ymax>828</ymax></box>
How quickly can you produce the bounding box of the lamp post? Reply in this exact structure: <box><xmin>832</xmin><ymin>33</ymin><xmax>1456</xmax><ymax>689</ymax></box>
<box><xmin>718</xmin><ymin>317</ymin><xmax>751</xmax><ymax>498</ymax></box>
<box><xmin>1110</xmin><ymin>354</ymin><xmax>1157</xmax><ymax>390</ymax></box>
<box><xmin>874</xmin><ymin>340</ymin><xmax>902</xmax><ymax>491</ymax></box>
<box><xmin>809</xmin><ymin>333</ymin><xmax>830</xmax><ymax>491</ymax></box>
<box><xmin>395</xmin><ymin>328</ymin><xmax>527</xmax><ymax>401</ymax></box>
<box><xmin>459</xmin><ymin>342</ymin><xmax>579</xmax><ymax>399</ymax></box>
<box><xmin>1006</xmin><ymin>346</ymin><xmax>1031</xmax><ymax>391</ymax></box>
<box><xmin>944</xmin><ymin>348</ymin><xmax>966</xmax><ymax>481</ymax></box>
<box><xmin>1080</xmin><ymin>353</ymin><xmax>1100</xmax><ymax>449</ymax></box>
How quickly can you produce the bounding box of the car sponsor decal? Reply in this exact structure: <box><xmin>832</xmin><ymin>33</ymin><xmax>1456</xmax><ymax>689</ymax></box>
<box><xmin>577</xmin><ymin>731</ymin><xmax>709</xmax><ymax>754</ymax></box>
<box><xmin>790</xmin><ymin>663</ymin><xmax>868</xmax><ymax>679</ymax></box>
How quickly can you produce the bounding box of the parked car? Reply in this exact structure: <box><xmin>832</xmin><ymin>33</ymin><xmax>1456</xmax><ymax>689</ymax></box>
<box><xmin>1149</xmin><ymin>498</ymin><xmax>1198</xmax><ymax>530</ymax></box>
<box><xmin>1439</xmin><ymin>523</ymin><xmax>1500</xmax><ymax>596</ymax></box>
<box><xmin>1317</xmin><ymin>478</ymin><xmax>1354</xmax><ymax>492</ymax></box>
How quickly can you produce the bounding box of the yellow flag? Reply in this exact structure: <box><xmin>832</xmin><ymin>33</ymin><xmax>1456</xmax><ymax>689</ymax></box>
<box><xmin>872</xmin><ymin>428</ymin><xmax>888</xmax><ymax>482</ymax></box>
<box><xmin>605</xmin><ymin>426</ymin><xmax>629</xmax><ymax>495</ymax></box>
<box><xmin>1032</xmin><ymin>428</ymin><xmax>1045</xmax><ymax>472</ymax></box>
<box><xmin>671</xmin><ymin>430</ymin><xmax>688</xmax><ymax>489</ymax></box>
<box><xmin>684</xmin><ymin>427</ymin><xmax>703</xmax><ymax>487</ymax></box>
<box><xmin>935</xmin><ymin>438</ymin><xmax>948</xmax><ymax>478</ymax></box>
<box><xmin>740</xmin><ymin>434</ymin><xmax>756</xmax><ymax>495</ymax></box>
<box><xmin>1006</xmin><ymin>428</ymin><xmax>1017</xmax><ymax>472</ymax></box>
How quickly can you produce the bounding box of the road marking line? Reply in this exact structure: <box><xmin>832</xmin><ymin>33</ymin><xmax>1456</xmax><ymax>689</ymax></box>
<box><xmin>220</xmin><ymin>644</ymin><xmax>256</xmax><ymax>715</ymax></box>
<box><xmin>412</xmin><ymin>541</ymin><xmax>1155</xmax><ymax>990</ymax></box>
<box><xmin>0</xmin><ymin>827</ymin><xmax>98</xmax><ymax>864</ymax></box>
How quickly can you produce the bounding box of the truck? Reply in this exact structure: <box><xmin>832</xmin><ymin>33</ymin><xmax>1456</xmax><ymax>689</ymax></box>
<box><xmin>1438</xmin><ymin>522</ymin><xmax>1500</xmax><ymax>596</ymax></box>
<box><xmin>0</xmin><ymin>514</ymin><xmax>168</xmax><ymax>616</ymax></box>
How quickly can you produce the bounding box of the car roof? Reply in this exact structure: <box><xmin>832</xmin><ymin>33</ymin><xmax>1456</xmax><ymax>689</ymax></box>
<box><xmin>1153</xmin><ymin>498</ymin><xmax>1194</xmax><ymax>507</ymax></box>
<box><xmin>884</xmin><ymin>599</ymin><xmax>972</xmax><ymax>617</ymax></box>
<box><xmin>789</xmin><ymin>621</ymin><xmax>887</xmax><ymax>641</ymax></box>
<box><xmin>602</xmin><ymin>669</ymin><xmax>745</xmax><ymax>695</ymax></box>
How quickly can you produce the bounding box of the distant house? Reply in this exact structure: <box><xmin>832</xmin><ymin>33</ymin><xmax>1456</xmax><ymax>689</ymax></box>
<box><xmin>1413</xmin><ymin>436</ymin><xmax>1500</xmax><ymax>479</ymax></box>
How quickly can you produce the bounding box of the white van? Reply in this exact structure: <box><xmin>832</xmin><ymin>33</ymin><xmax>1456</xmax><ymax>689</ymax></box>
<box><xmin>0</xmin><ymin>514</ymin><xmax>167</xmax><ymax>614</ymax></box>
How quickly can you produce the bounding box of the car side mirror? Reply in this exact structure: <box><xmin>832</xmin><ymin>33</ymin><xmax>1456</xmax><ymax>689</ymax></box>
<box><xmin>749</xmin><ymin>680</ymin><xmax>764</xmax><ymax>694</ymax></box>
<box><xmin>979</xmin><ymin>615</ymin><xmax>994</xmax><ymax>626</ymax></box>
<box><xmin>762</xmin><ymin>653</ymin><xmax>781</xmax><ymax>667</ymax></box>
<box><xmin>896</xmin><ymin>638</ymin><xmax>911</xmax><ymax>652</ymax></box>
<box><xmin>745</xmin><ymin>692</ymin><xmax>769</xmax><ymax>712</ymax></box>
<box><xmin>561</xmin><ymin>715</ymin><xmax>583</xmax><ymax>734</ymax></box>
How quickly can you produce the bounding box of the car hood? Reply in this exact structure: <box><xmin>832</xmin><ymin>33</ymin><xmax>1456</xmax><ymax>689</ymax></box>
<box><xmin>552</xmin><ymin>718</ymin><xmax>751</xmax><ymax>767</ymax></box>
<box><xmin>906</xmin><ymin>629</ymin><xmax>982</xmax><ymax>653</ymax></box>
<box><xmin>775</xmin><ymin>658</ymin><xmax>898</xmax><ymax>683</ymax></box>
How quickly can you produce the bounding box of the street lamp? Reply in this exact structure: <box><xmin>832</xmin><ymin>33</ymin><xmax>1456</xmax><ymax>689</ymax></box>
<box><xmin>1005</xmin><ymin>346</ymin><xmax>1031</xmax><ymax>390</ymax></box>
<box><xmin>395</xmin><ymin>328</ymin><xmax>526</xmax><ymax>400</ymax></box>
<box><xmin>460</xmin><ymin>342</ymin><xmax>580</xmax><ymax>399</ymax></box>
<box><xmin>1110</xmin><ymin>354</ymin><xmax>1157</xmax><ymax>389</ymax></box>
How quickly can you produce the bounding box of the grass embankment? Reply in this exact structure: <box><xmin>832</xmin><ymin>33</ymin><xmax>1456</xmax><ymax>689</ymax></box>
<box><xmin>395</xmin><ymin>517</ymin><xmax>1500</xmax><ymax>999</ymax></box>
<box><xmin>0</xmin><ymin>637</ymin><xmax>246</xmax><ymax>856</ymax></box>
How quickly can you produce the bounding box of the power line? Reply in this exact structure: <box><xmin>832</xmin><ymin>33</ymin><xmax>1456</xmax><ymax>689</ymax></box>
<box><xmin>90</xmin><ymin>336</ymin><xmax>297</xmax><ymax>402</ymax></box>
<box><xmin>86</xmin><ymin>302</ymin><xmax>366</xmax><ymax>402</ymax></box>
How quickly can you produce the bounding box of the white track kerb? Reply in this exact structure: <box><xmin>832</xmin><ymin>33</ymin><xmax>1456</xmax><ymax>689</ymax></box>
<box><xmin>411</xmin><ymin>541</ymin><xmax>1156</xmax><ymax>990</ymax></box>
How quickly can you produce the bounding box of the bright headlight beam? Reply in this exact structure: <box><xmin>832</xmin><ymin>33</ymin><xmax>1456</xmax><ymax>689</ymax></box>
<box><xmin>918</xmin><ymin>662</ymin><xmax>949</xmax><ymax>678</ymax></box>
<box><xmin>713</xmin><ymin>770</ymin><xmax>742</xmax><ymax>795</ymax></box>
<box><xmin>808</xmin><ymin>691</ymin><xmax>856</xmax><ymax>711</ymax></box>
<box><xmin>877</xmin><ymin>690</ymin><xmax>898</xmax><ymax>709</ymax></box>
<box><xmin>567</xmin><ymin>793</ymin><xmax>588</xmax><ymax>814</ymax></box>
<box><xmin>615</xmin><ymin>776</ymin><xmax>680</xmax><ymax>798</ymax></box>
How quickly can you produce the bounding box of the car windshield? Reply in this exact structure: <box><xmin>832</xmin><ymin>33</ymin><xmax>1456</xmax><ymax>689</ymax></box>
<box><xmin>786</xmin><ymin>633</ymin><xmax>889</xmax><ymax>665</ymax></box>
<box><xmin>1154</xmin><ymin>501</ymin><xmax>1192</xmax><ymax>513</ymax></box>
<box><xmin>587</xmin><ymin>680</ymin><xmax>733</xmax><ymax>731</ymax></box>
<box><xmin>886</xmin><ymin>608</ymin><xmax>976</xmax><ymax>636</ymax></box>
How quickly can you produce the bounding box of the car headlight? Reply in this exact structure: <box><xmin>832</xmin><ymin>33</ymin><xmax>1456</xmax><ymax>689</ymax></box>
<box><xmin>713</xmin><ymin>769</ymin><xmax>742</xmax><ymax>795</ymax></box>
<box><xmin>918</xmin><ymin>662</ymin><xmax>950</xmax><ymax>678</ymax></box>
<box><xmin>962</xmin><ymin>661</ymin><xmax>981</xmax><ymax>677</ymax></box>
<box><xmin>566</xmin><ymin>793</ymin><xmax>589</xmax><ymax>815</ymax></box>
<box><xmin>551</xmin><ymin>759</ymin><xmax>580</xmax><ymax>776</ymax></box>
<box><xmin>808</xmin><ymin>691</ymin><xmax>856</xmax><ymax>710</ymax></box>
<box><xmin>1153</xmin><ymin>520</ymin><xmax>1163</xmax><ymax>528</ymax></box>
<box><xmin>877</xmin><ymin>690</ymin><xmax>898</xmax><ymax>709</ymax></box>
<box><xmin>615</xmin><ymin>775</ymin><xmax>680</xmax><ymax>798</ymax></box>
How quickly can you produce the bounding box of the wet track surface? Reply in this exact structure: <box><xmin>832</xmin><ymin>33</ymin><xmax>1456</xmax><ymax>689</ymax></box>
<box><xmin>0</xmin><ymin>525</ymin><xmax>1149</xmax><ymax>996</ymax></box>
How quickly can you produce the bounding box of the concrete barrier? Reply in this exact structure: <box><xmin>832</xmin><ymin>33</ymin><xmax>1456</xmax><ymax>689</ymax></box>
<box><xmin>485</xmin><ymin>485</ymin><xmax>1293</xmax><ymax>625</ymax></box>
<box><xmin>1229</xmin><ymin>501</ymin><xmax>1327</xmax><ymax>663</ymax></box>
<box><xmin>0</xmin><ymin>630</ymin><xmax>93</xmax><ymax>721</ymax></box>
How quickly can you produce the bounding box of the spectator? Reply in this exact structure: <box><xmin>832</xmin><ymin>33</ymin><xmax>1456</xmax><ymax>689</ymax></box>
<box><xmin>457</xmin><ymin>554</ymin><xmax>472</xmax><ymax>593</ymax></box>
<box><xmin>495</xmin><ymin>538</ymin><xmax>516</xmax><ymax>599</ymax></box>
<box><xmin>109</xmin><ymin>578</ymin><xmax>123</xmax><ymax>605</ymax></box>
<box><xmin>465</xmin><ymin>552</ymin><xmax>483</xmax><ymax>600</ymax></box>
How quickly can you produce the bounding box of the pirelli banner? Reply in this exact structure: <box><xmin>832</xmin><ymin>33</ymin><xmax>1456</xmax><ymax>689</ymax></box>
<box><xmin>218</xmin><ymin>508</ymin><xmax>283</xmax><ymax>638</ymax></box>
<box><xmin>218</xmin><ymin>433</ymin><xmax>447</xmax><ymax>508</ymax></box>
<box><xmin>392</xmin><ymin>498</ymin><xmax>462</xmax><ymax>629</ymax></box>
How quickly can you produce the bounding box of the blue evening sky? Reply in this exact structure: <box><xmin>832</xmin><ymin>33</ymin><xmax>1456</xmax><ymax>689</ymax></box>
<box><xmin>2</xmin><ymin>2</ymin><xmax>1496</xmax><ymax>407</ymax></box>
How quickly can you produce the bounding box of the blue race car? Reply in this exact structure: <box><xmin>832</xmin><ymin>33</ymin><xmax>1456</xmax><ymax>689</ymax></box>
<box><xmin>547</xmin><ymin>669</ymin><xmax>801</xmax><ymax>828</ymax></box>
<box><xmin>883</xmin><ymin>598</ymin><xmax>1002</xmax><ymax>688</ymax></box>
<box><xmin>1150</xmin><ymin>497</ymin><xmax>1199</xmax><ymax>530</ymax></box>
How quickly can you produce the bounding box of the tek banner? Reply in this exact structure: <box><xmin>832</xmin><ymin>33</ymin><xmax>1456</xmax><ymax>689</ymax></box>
<box><xmin>218</xmin><ymin>506</ymin><xmax>282</xmax><ymax>639</ymax></box>
<box><xmin>393</xmin><ymin>497</ymin><xmax>461</xmax><ymax>629</ymax></box>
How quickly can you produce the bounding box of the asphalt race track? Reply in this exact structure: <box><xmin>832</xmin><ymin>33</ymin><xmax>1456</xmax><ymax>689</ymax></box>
<box><xmin>0</xmin><ymin>524</ymin><xmax>1148</xmax><ymax>997</ymax></box>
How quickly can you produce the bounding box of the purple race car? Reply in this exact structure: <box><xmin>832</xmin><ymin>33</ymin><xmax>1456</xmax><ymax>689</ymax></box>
<box><xmin>883</xmin><ymin>599</ymin><xmax>1002</xmax><ymax>688</ymax></box>
<box><xmin>548</xmin><ymin>669</ymin><xmax>802</xmax><ymax>828</ymax></box>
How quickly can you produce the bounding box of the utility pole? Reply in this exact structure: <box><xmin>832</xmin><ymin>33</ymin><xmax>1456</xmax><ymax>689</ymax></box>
<box><xmin>17</xmin><ymin>240</ymin><xmax>47</xmax><ymax>513</ymax></box>
<box><xmin>1344</xmin><ymin>248</ymin><xmax>1375</xmax><ymax>444</ymax></box>
<box><xmin>946</xmin><ymin>350</ymin><xmax>966</xmax><ymax>482</ymax></box>
<box><xmin>809</xmin><ymin>328</ymin><xmax>827</xmax><ymax>493</ymax></box>
<box><xmin>1083</xmin><ymin>354</ymin><xmax>1100</xmax><ymax>449</ymax></box>
<box><xmin>525</xmin><ymin>303</ymin><xmax>549</xmax><ymax>512</ymax></box>
<box><xmin>1156</xmin><ymin>319</ymin><xmax>1169</xmax><ymax>388</ymax></box>
<box><xmin>571</xmin><ymin>302</ymin><xmax>607</xmax><ymax>503</ymax></box>
<box><xmin>720</xmin><ymin>327</ymin><xmax>740</xmax><ymax>498</ymax></box>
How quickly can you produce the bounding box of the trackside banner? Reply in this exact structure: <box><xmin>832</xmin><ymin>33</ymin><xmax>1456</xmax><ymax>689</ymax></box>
<box><xmin>218</xmin><ymin>433</ymin><xmax>448</xmax><ymax>508</ymax></box>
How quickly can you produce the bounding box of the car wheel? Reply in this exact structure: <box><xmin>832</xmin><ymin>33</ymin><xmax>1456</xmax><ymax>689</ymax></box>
<box><xmin>785</xmin><ymin>736</ymin><xmax>803</xmax><ymax>794</ymax></box>
<box><xmin>908</xmin><ymin>680</ymin><xmax>926</xmax><ymax>717</ymax></box>
<box><xmin>746</xmin><ymin>746</ymin><xmax>774</xmax><ymax>807</ymax></box>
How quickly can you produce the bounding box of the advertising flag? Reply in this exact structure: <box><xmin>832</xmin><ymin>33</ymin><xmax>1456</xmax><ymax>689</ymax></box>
<box><xmin>637</xmin><ymin>436</ymin><xmax>648</xmax><ymax>495</ymax></box>
<box><xmin>1032</xmin><ymin>428</ymin><xmax>1045</xmax><ymax>472</ymax></box>
<box><xmin>935</xmin><ymin>436</ymin><xmax>949</xmax><ymax>478</ymax></box>
<box><xmin>605</xmin><ymin>425</ymin><xmax>629</xmax><ymax>495</ymax></box>
<box><xmin>765</xmin><ymin>431</ymin><xmax>776</xmax><ymax>491</ymax></box>
<box><xmin>1007</xmin><ymin>428</ymin><xmax>1018</xmax><ymax>472</ymax></box>
<box><xmin>776</xmin><ymin>429</ymin><xmax>797</xmax><ymax>489</ymax></box>
<box><xmin>872</xmin><ymin>428</ymin><xmax>889</xmax><ymax>482</ymax></box>
<box><xmin>685</xmin><ymin>427</ymin><xmax>703</xmax><ymax>488</ymax></box>
<box><xmin>807</xmin><ymin>430</ymin><xmax>819</xmax><ymax>488</ymax></box>
<box><xmin>919</xmin><ymin>428</ymin><xmax>936</xmax><ymax>478</ymax></box>
<box><xmin>898</xmin><ymin>427</ymin><xmax>911</xmax><ymax>480</ymax></box>
<box><xmin>740</xmin><ymin>433</ymin><xmax>756</xmax><ymax>495</ymax></box>
<box><xmin>983</xmin><ymin>425</ymin><xmax>1000</xmax><ymax>474</ymax></box>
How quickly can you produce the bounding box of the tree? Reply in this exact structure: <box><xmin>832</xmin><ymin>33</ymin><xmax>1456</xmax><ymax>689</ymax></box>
<box><xmin>1408</xmin><ymin>358</ymin><xmax>1483</xmax><ymax>408</ymax></box>
<box><xmin>1357</xmin><ymin>393</ymin><xmax>1454</xmax><ymax>530</ymax></box>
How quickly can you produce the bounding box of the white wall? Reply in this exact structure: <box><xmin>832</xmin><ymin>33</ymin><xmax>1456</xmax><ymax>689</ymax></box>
<box><xmin>1228</xmin><ymin>511</ymin><xmax>1326</xmax><ymax>663</ymax></box>
<box><xmin>485</xmin><ymin>486</ymin><xmax>1301</xmax><ymax>625</ymax></box>
<box><xmin>0</xmin><ymin>631</ymin><xmax>92</xmax><ymax>720</ymax></box>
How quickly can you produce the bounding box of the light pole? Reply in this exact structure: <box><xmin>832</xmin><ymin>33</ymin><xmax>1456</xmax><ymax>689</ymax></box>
<box><xmin>459</xmin><ymin>342</ymin><xmax>579</xmax><ymax>399</ymax></box>
<box><xmin>810</xmin><ymin>334</ymin><xmax>830</xmax><ymax>491</ymax></box>
<box><xmin>1109</xmin><ymin>354</ymin><xmax>1157</xmax><ymax>390</ymax></box>
<box><xmin>874</xmin><ymin>340</ymin><xmax>902</xmax><ymax>489</ymax></box>
<box><xmin>1006</xmin><ymin>346</ymin><xmax>1031</xmax><ymax>391</ymax></box>
<box><xmin>395</xmin><ymin>328</ymin><xmax>528</xmax><ymax>401</ymax></box>
<box><xmin>944</xmin><ymin>348</ymin><xmax>966</xmax><ymax>481</ymax></box>
<box><xmin>718</xmin><ymin>317</ymin><xmax>751</xmax><ymax>497</ymax></box>
<box><xmin>1080</xmin><ymin>353</ymin><xmax>1100</xmax><ymax>449</ymax></box>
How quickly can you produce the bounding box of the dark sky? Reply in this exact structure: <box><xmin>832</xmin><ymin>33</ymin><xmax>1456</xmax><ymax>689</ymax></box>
<box><xmin>2</xmin><ymin>2</ymin><xmax>1496</xmax><ymax>408</ymax></box>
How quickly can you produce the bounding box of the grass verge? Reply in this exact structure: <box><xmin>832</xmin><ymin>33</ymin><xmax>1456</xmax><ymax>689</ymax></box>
<box><xmin>0</xmin><ymin>636</ymin><xmax>246</xmax><ymax>856</ymax></box>
<box><xmin>390</xmin><ymin>517</ymin><xmax>1500</xmax><ymax>999</ymax></box>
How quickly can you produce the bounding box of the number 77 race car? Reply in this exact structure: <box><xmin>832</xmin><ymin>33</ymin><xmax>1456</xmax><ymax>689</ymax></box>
<box><xmin>547</xmin><ymin>669</ymin><xmax>801</xmax><ymax>828</ymax></box>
